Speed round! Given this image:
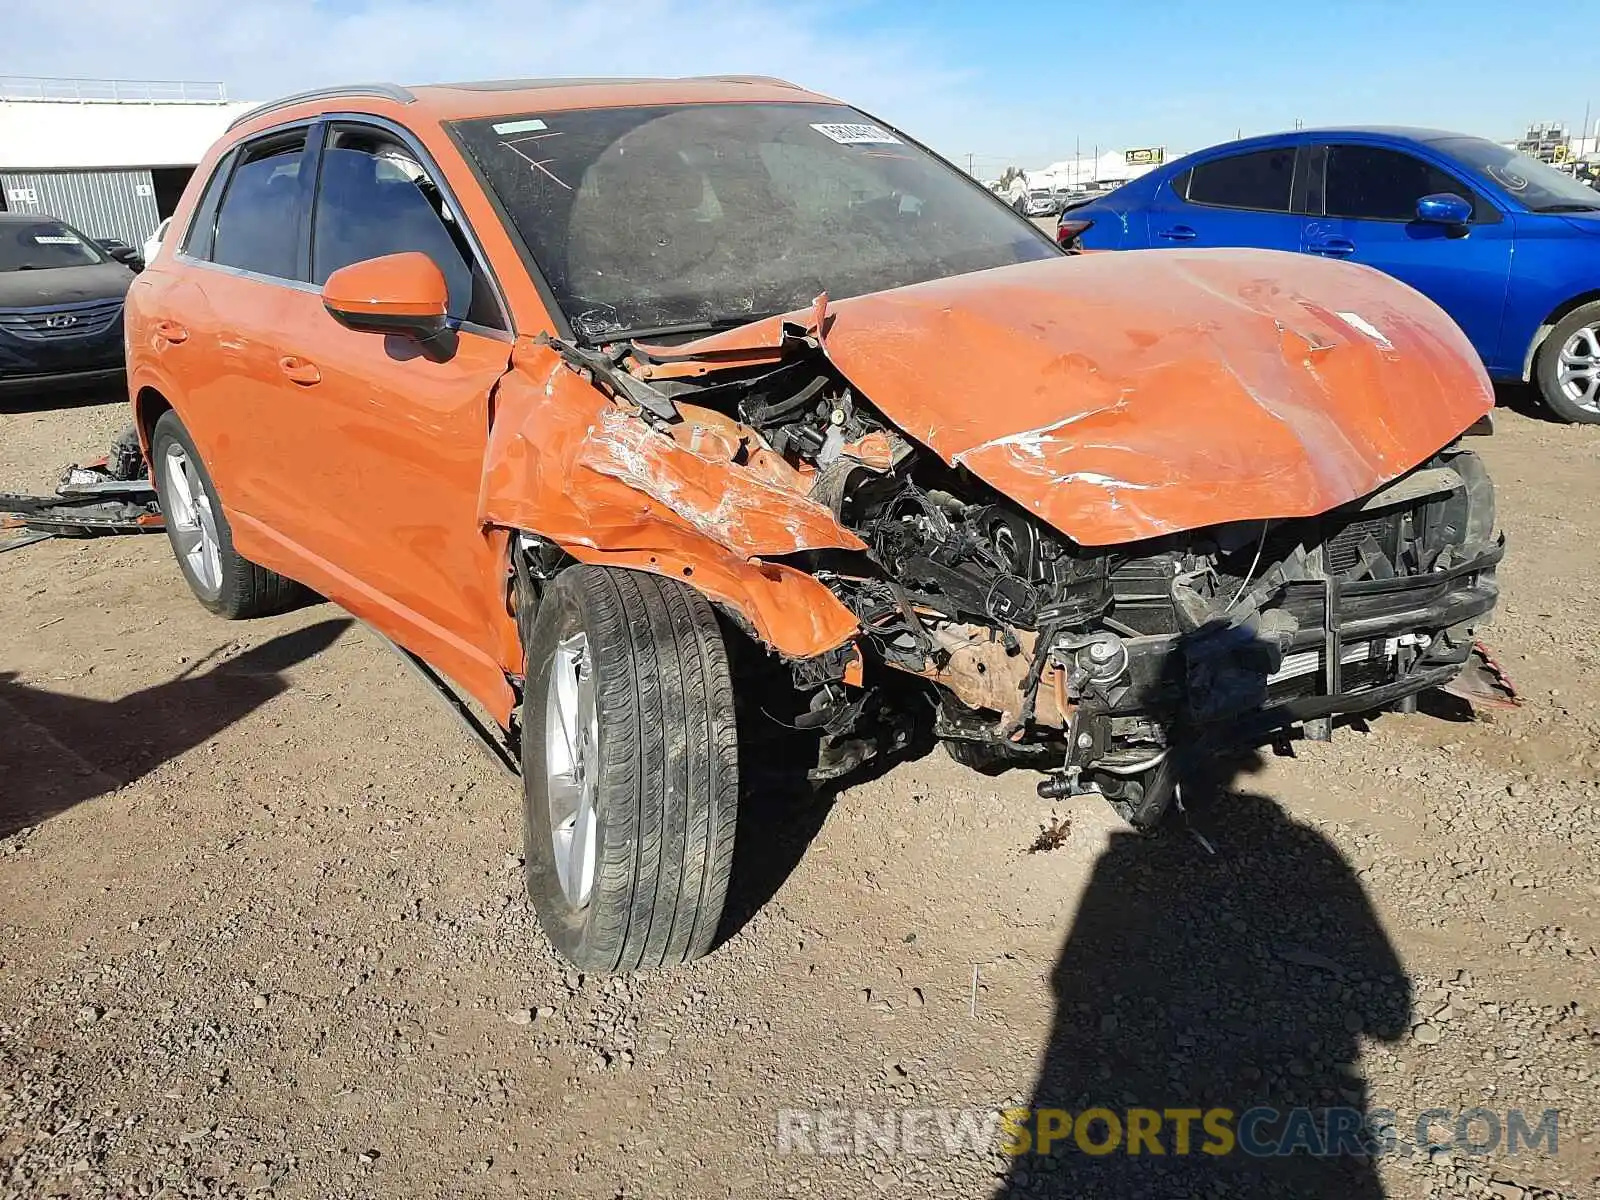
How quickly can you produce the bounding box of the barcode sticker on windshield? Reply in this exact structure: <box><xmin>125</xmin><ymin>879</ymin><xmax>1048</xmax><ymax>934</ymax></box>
<box><xmin>32</xmin><ymin>235</ymin><xmax>79</xmax><ymax>245</ymax></box>
<box><xmin>811</xmin><ymin>123</ymin><xmax>901</xmax><ymax>145</ymax></box>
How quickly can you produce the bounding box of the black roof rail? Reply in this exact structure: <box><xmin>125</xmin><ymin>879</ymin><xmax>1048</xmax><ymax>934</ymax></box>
<box><xmin>227</xmin><ymin>83</ymin><xmax>415</xmax><ymax>131</ymax></box>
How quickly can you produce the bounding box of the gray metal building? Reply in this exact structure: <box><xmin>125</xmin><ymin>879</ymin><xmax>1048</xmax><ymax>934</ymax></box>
<box><xmin>0</xmin><ymin>77</ymin><xmax>258</xmax><ymax>246</ymax></box>
<box><xmin>1</xmin><ymin>168</ymin><xmax>162</xmax><ymax>246</ymax></box>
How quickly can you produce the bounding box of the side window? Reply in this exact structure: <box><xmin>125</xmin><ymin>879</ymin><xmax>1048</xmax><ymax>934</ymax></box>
<box><xmin>180</xmin><ymin>151</ymin><xmax>235</xmax><ymax>261</ymax></box>
<box><xmin>1186</xmin><ymin>148</ymin><xmax>1296</xmax><ymax>212</ymax></box>
<box><xmin>311</xmin><ymin>128</ymin><xmax>502</xmax><ymax>328</ymax></box>
<box><xmin>1324</xmin><ymin>145</ymin><xmax>1482</xmax><ymax>222</ymax></box>
<box><xmin>212</xmin><ymin>135</ymin><xmax>308</xmax><ymax>279</ymax></box>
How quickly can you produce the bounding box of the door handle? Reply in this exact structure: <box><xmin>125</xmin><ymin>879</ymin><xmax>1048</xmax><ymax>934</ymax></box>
<box><xmin>278</xmin><ymin>355</ymin><xmax>321</xmax><ymax>385</ymax></box>
<box><xmin>153</xmin><ymin>320</ymin><xmax>188</xmax><ymax>344</ymax></box>
<box><xmin>1308</xmin><ymin>237</ymin><xmax>1356</xmax><ymax>258</ymax></box>
<box><xmin>1156</xmin><ymin>225</ymin><xmax>1197</xmax><ymax>241</ymax></box>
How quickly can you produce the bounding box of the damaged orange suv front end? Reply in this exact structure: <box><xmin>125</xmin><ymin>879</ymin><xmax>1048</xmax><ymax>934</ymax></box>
<box><xmin>126</xmin><ymin>77</ymin><xmax>1503</xmax><ymax>971</ymax></box>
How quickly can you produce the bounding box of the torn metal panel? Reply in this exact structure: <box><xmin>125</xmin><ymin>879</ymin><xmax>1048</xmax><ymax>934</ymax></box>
<box><xmin>479</xmin><ymin>342</ymin><xmax>861</xmax><ymax>659</ymax></box>
<box><xmin>575</xmin><ymin>405</ymin><xmax>863</xmax><ymax>556</ymax></box>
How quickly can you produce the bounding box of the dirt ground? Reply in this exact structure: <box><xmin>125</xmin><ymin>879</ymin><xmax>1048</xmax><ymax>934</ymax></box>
<box><xmin>2</xmin><ymin>386</ymin><xmax>1597</xmax><ymax>1200</ymax></box>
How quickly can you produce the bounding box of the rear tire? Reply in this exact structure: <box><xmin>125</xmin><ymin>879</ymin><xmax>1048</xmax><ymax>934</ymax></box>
<box><xmin>1535</xmin><ymin>301</ymin><xmax>1600</xmax><ymax>424</ymax></box>
<box><xmin>149</xmin><ymin>411</ymin><xmax>303</xmax><ymax>619</ymax></box>
<box><xmin>522</xmin><ymin>566</ymin><xmax>739</xmax><ymax>972</ymax></box>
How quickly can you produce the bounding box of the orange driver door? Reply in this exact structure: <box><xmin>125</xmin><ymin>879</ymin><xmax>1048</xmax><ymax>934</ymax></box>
<box><xmin>250</xmin><ymin>120</ymin><xmax>517</xmax><ymax>701</ymax></box>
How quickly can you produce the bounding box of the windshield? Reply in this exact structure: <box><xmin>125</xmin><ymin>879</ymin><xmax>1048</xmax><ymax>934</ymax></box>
<box><xmin>452</xmin><ymin>102</ymin><xmax>1057</xmax><ymax>340</ymax></box>
<box><xmin>0</xmin><ymin>219</ymin><xmax>106</xmax><ymax>271</ymax></box>
<box><xmin>1433</xmin><ymin>137</ymin><xmax>1600</xmax><ymax>212</ymax></box>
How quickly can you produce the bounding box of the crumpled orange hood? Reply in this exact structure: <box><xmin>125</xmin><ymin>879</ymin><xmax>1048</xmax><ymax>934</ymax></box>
<box><xmin>763</xmin><ymin>250</ymin><xmax>1489</xmax><ymax>546</ymax></box>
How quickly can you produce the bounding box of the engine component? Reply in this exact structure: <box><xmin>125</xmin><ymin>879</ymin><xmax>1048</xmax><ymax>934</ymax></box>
<box><xmin>661</xmin><ymin>350</ymin><xmax>1502</xmax><ymax>829</ymax></box>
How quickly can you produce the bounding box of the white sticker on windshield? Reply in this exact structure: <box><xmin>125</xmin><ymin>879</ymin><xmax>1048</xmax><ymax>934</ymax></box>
<box><xmin>811</xmin><ymin>122</ymin><xmax>901</xmax><ymax>145</ymax></box>
<box><xmin>32</xmin><ymin>235</ymin><xmax>80</xmax><ymax>245</ymax></box>
<box><xmin>493</xmin><ymin>117</ymin><xmax>548</xmax><ymax>135</ymax></box>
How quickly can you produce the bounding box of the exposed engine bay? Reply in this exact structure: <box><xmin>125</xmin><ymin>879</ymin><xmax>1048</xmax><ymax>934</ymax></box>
<box><xmin>540</xmin><ymin>312</ymin><xmax>1505</xmax><ymax>829</ymax></box>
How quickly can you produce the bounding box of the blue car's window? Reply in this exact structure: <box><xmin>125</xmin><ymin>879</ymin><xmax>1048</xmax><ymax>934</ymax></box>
<box><xmin>1184</xmin><ymin>148</ymin><xmax>1295</xmax><ymax>212</ymax></box>
<box><xmin>1324</xmin><ymin>145</ymin><xmax>1486</xmax><ymax>222</ymax></box>
<box><xmin>1431</xmin><ymin>137</ymin><xmax>1600</xmax><ymax>213</ymax></box>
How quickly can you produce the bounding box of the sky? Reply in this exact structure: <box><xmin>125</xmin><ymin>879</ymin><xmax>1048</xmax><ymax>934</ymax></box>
<box><xmin>4</xmin><ymin>0</ymin><xmax>1595</xmax><ymax>174</ymax></box>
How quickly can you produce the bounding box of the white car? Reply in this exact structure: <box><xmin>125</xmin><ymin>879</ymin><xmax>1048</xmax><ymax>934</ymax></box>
<box><xmin>142</xmin><ymin>217</ymin><xmax>170</xmax><ymax>267</ymax></box>
<box><xmin>1020</xmin><ymin>189</ymin><xmax>1057</xmax><ymax>217</ymax></box>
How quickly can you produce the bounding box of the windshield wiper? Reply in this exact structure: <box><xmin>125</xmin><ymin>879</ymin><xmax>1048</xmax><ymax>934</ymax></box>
<box><xmin>1530</xmin><ymin>202</ymin><xmax>1600</xmax><ymax>213</ymax></box>
<box><xmin>597</xmin><ymin>313</ymin><xmax>783</xmax><ymax>343</ymax></box>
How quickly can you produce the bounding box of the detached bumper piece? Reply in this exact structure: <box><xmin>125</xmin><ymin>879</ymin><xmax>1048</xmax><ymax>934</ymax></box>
<box><xmin>1</xmin><ymin>433</ymin><xmax>163</xmax><ymax>553</ymax></box>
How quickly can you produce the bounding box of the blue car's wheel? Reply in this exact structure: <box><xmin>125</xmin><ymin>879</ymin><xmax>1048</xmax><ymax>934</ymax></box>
<box><xmin>1538</xmin><ymin>301</ymin><xmax>1600</xmax><ymax>424</ymax></box>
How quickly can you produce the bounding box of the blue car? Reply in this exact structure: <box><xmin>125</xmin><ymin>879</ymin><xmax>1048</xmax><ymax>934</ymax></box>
<box><xmin>1062</xmin><ymin>128</ymin><xmax>1600</xmax><ymax>422</ymax></box>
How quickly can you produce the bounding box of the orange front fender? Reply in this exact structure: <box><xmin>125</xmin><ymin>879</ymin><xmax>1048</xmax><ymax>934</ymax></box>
<box><xmin>480</xmin><ymin>341</ymin><xmax>860</xmax><ymax>659</ymax></box>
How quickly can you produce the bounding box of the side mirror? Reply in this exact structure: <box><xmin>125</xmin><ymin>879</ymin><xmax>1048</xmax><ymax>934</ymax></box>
<box><xmin>1416</xmin><ymin>192</ymin><xmax>1472</xmax><ymax>226</ymax></box>
<box><xmin>95</xmin><ymin>240</ymin><xmax>144</xmax><ymax>271</ymax></box>
<box><xmin>322</xmin><ymin>252</ymin><xmax>451</xmax><ymax>345</ymax></box>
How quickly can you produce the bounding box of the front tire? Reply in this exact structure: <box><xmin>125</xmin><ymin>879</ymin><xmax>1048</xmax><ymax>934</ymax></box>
<box><xmin>522</xmin><ymin>566</ymin><xmax>738</xmax><ymax>972</ymax></box>
<box><xmin>149</xmin><ymin>411</ymin><xmax>303</xmax><ymax>618</ymax></box>
<box><xmin>1535</xmin><ymin>301</ymin><xmax>1600</xmax><ymax>424</ymax></box>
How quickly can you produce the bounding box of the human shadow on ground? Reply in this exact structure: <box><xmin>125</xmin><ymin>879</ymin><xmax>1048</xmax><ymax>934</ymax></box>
<box><xmin>997</xmin><ymin>624</ymin><xmax>1413</xmax><ymax>1198</ymax></box>
<box><xmin>0</xmin><ymin>617</ymin><xmax>350</xmax><ymax>838</ymax></box>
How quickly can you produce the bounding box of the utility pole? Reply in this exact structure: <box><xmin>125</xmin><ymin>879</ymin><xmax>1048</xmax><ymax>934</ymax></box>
<box><xmin>967</xmin><ymin>152</ymin><xmax>974</xmax><ymax>175</ymax></box>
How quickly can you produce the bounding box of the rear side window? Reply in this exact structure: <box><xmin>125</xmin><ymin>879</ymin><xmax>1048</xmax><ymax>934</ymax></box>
<box><xmin>180</xmin><ymin>153</ymin><xmax>234</xmax><ymax>260</ymax></box>
<box><xmin>1185</xmin><ymin>148</ymin><xmax>1296</xmax><ymax>212</ymax></box>
<box><xmin>309</xmin><ymin>128</ymin><xmax>501</xmax><ymax>328</ymax></box>
<box><xmin>1324</xmin><ymin>145</ymin><xmax>1483</xmax><ymax>222</ymax></box>
<box><xmin>212</xmin><ymin>135</ymin><xmax>307</xmax><ymax>279</ymax></box>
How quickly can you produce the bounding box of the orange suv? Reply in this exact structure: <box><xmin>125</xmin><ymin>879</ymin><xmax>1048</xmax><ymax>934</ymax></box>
<box><xmin>127</xmin><ymin>77</ymin><xmax>1504</xmax><ymax>971</ymax></box>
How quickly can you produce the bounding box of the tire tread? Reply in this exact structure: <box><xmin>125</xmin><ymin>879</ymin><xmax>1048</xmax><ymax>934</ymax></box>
<box><xmin>525</xmin><ymin>565</ymin><xmax>737</xmax><ymax>972</ymax></box>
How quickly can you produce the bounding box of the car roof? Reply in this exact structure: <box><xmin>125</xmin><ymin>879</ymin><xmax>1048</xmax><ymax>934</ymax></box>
<box><xmin>0</xmin><ymin>211</ymin><xmax>65</xmax><ymax>225</ymax></box>
<box><xmin>1193</xmin><ymin>126</ymin><xmax>1485</xmax><ymax>154</ymax></box>
<box><xmin>1295</xmin><ymin>125</ymin><xmax>1482</xmax><ymax>143</ymax></box>
<box><xmin>228</xmin><ymin>75</ymin><xmax>835</xmax><ymax>133</ymax></box>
